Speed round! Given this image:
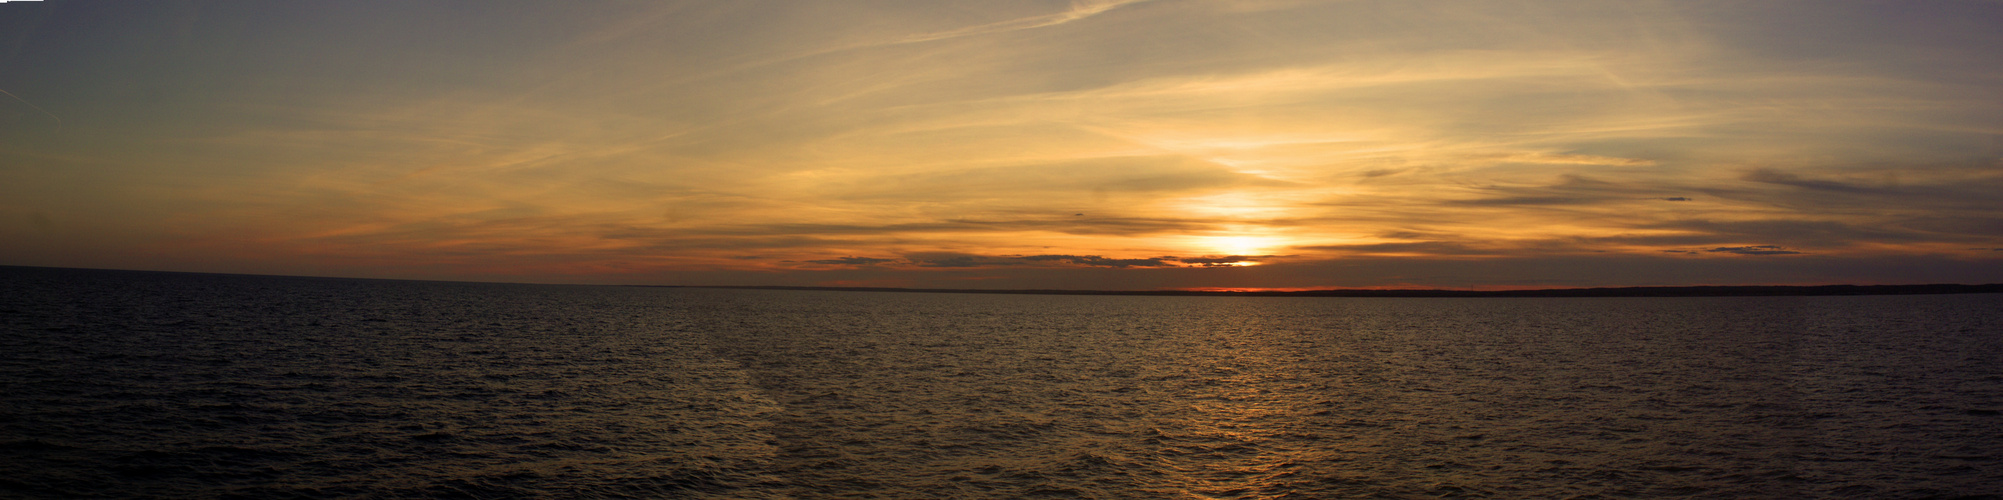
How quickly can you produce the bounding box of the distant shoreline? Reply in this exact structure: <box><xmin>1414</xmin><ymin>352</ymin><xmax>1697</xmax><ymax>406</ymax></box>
<box><xmin>669</xmin><ymin>283</ymin><xmax>2003</xmax><ymax>298</ymax></box>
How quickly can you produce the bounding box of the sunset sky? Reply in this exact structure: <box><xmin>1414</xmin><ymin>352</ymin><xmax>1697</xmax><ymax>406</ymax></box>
<box><xmin>4</xmin><ymin>0</ymin><xmax>2000</xmax><ymax>289</ymax></box>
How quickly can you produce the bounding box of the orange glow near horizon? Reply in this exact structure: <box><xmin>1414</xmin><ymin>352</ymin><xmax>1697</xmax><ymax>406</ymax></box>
<box><xmin>2</xmin><ymin>1</ymin><xmax>2000</xmax><ymax>288</ymax></box>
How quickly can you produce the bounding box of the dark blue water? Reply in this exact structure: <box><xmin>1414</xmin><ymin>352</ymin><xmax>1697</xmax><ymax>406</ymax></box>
<box><xmin>3</xmin><ymin>266</ymin><xmax>2000</xmax><ymax>498</ymax></box>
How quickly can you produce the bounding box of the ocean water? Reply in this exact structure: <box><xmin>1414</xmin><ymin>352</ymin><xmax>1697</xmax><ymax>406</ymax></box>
<box><xmin>2</xmin><ymin>267</ymin><xmax>2000</xmax><ymax>498</ymax></box>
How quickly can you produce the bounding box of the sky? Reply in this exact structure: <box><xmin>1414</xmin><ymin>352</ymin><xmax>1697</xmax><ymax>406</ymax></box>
<box><xmin>3</xmin><ymin>0</ymin><xmax>2001</xmax><ymax>290</ymax></box>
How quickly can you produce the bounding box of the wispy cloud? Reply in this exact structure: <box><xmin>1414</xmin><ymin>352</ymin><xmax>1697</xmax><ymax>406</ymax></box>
<box><xmin>801</xmin><ymin>252</ymin><xmax>1274</xmax><ymax>270</ymax></box>
<box><xmin>1742</xmin><ymin>169</ymin><xmax>1885</xmax><ymax>194</ymax></box>
<box><xmin>1019</xmin><ymin>254</ymin><xmax>1177</xmax><ymax>268</ymax></box>
<box><xmin>805</xmin><ymin>256</ymin><xmax>895</xmax><ymax>266</ymax></box>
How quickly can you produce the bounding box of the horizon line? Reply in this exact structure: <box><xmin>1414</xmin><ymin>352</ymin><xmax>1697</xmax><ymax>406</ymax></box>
<box><xmin>5</xmin><ymin>265</ymin><xmax>1999</xmax><ymax>298</ymax></box>
<box><xmin>661</xmin><ymin>283</ymin><xmax>2003</xmax><ymax>298</ymax></box>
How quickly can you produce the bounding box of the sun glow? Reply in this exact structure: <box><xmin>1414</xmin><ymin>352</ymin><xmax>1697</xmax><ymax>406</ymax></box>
<box><xmin>1200</xmin><ymin>235</ymin><xmax>1288</xmax><ymax>256</ymax></box>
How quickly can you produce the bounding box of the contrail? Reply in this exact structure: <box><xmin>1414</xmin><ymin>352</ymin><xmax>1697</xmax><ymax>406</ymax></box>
<box><xmin>663</xmin><ymin>0</ymin><xmax>1159</xmax><ymax>89</ymax></box>
<box><xmin>0</xmin><ymin>88</ymin><xmax>61</xmax><ymax>131</ymax></box>
<box><xmin>882</xmin><ymin>0</ymin><xmax>1156</xmax><ymax>46</ymax></box>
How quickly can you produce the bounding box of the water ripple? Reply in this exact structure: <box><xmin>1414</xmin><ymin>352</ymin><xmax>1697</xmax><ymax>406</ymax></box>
<box><xmin>3</xmin><ymin>267</ymin><xmax>2000</xmax><ymax>498</ymax></box>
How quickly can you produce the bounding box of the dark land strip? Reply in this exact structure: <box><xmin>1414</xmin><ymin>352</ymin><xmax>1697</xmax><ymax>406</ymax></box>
<box><xmin>667</xmin><ymin>283</ymin><xmax>2003</xmax><ymax>298</ymax></box>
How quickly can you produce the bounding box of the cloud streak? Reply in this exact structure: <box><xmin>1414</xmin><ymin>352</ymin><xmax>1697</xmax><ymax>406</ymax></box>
<box><xmin>800</xmin><ymin>253</ymin><xmax>1273</xmax><ymax>270</ymax></box>
<box><xmin>1705</xmin><ymin>246</ymin><xmax>1802</xmax><ymax>256</ymax></box>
